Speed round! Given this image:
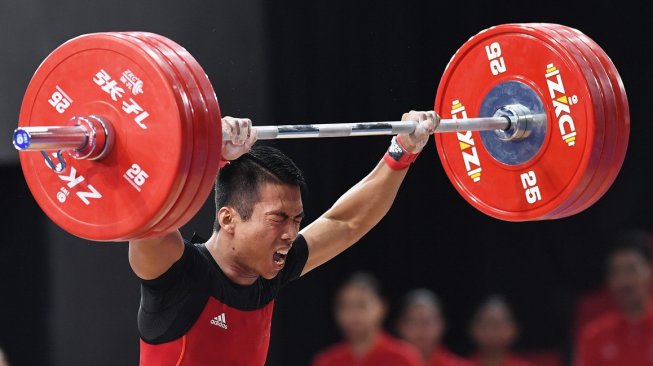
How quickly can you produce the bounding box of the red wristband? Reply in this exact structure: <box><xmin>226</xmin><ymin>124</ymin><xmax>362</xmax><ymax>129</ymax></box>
<box><xmin>383</xmin><ymin>135</ymin><xmax>419</xmax><ymax>170</ymax></box>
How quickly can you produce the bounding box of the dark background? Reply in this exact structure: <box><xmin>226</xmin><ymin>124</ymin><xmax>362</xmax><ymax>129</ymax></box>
<box><xmin>1</xmin><ymin>1</ymin><xmax>651</xmax><ymax>365</ymax></box>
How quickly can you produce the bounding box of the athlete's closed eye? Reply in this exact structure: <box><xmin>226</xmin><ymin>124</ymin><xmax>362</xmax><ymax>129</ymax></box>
<box><xmin>266</xmin><ymin>211</ymin><xmax>304</xmax><ymax>225</ymax></box>
<box><xmin>266</xmin><ymin>211</ymin><xmax>289</xmax><ymax>223</ymax></box>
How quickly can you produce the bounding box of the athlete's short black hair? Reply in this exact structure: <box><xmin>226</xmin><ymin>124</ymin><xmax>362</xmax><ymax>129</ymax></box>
<box><xmin>607</xmin><ymin>229</ymin><xmax>652</xmax><ymax>264</ymax></box>
<box><xmin>214</xmin><ymin>145</ymin><xmax>306</xmax><ymax>231</ymax></box>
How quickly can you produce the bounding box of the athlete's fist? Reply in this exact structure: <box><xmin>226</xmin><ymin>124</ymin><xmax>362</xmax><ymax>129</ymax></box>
<box><xmin>398</xmin><ymin>110</ymin><xmax>439</xmax><ymax>153</ymax></box>
<box><xmin>221</xmin><ymin>116</ymin><xmax>257</xmax><ymax>161</ymax></box>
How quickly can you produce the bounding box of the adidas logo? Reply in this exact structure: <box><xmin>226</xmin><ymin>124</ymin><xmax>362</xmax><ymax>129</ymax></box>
<box><xmin>210</xmin><ymin>313</ymin><xmax>228</xmax><ymax>329</ymax></box>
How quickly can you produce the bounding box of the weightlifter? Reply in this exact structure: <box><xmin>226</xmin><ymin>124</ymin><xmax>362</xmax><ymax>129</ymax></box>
<box><xmin>129</xmin><ymin>111</ymin><xmax>438</xmax><ymax>364</ymax></box>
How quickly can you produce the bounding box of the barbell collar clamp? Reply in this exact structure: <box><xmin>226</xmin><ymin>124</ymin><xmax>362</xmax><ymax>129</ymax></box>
<box><xmin>14</xmin><ymin>115</ymin><xmax>114</xmax><ymax>161</ymax></box>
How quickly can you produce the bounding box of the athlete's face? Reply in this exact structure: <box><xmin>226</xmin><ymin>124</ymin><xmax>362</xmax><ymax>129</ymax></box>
<box><xmin>335</xmin><ymin>284</ymin><xmax>386</xmax><ymax>343</ymax></box>
<box><xmin>397</xmin><ymin>303</ymin><xmax>444</xmax><ymax>356</ymax></box>
<box><xmin>233</xmin><ymin>182</ymin><xmax>304</xmax><ymax>280</ymax></box>
<box><xmin>608</xmin><ymin>250</ymin><xmax>651</xmax><ymax>314</ymax></box>
<box><xmin>471</xmin><ymin>304</ymin><xmax>517</xmax><ymax>354</ymax></box>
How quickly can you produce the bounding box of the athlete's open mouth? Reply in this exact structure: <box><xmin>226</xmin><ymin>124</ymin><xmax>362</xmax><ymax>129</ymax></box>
<box><xmin>273</xmin><ymin>249</ymin><xmax>288</xmax><ymax>266</ymax></box>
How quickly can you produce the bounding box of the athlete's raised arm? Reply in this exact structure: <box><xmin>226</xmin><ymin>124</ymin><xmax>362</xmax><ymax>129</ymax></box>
<box><xmin>299</xmin><ymin>110</ymin><xmax>438</xmax><ymax>275</ymax></box>
<box><xmin>128</xmin><ymin>117</ymin><xmax>256</xmax><ymax>280</ymax></box>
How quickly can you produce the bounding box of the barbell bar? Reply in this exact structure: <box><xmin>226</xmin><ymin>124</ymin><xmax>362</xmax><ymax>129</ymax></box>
<box><xmin>14</xmin><ymin>112</ymin><xmax>544</xmax><ymax>151</ymax></box>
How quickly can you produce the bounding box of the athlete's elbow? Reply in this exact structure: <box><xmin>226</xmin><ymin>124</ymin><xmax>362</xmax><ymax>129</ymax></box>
<box><xmin>346</xmin><ymin>215</ymin><xmax>386</xmax><ymax>242</ymax></box>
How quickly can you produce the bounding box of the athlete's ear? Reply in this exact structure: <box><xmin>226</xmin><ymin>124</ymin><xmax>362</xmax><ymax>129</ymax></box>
<box><xmin>218</xmin><ymin>207</ymin><xmax>237</xmax><ymax>234</ymax></box>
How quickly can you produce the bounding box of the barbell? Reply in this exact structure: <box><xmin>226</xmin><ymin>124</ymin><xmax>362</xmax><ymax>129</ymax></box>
<box><xmin>12</xmin><ymin>24</ymin><xmax>629</xmax><ymax>241</ymax></box>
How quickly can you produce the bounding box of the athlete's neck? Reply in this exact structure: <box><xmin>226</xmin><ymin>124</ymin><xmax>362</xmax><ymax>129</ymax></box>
<box><xmin>206</xmin><ymin>230</ymin><xmax>259</xmax><ymax>286</ymax></box>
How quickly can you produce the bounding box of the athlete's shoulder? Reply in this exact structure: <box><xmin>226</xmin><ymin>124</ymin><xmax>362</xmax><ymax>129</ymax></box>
<box><xmin>138</xmin><ymin>239</ymin><xmax>213</xmax><ymax>344</ymax></box>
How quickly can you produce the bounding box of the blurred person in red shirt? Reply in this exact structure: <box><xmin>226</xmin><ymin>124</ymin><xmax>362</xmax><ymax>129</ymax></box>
<box><xmin>396</xmin><ymin>288</ymin><xmax>471</xmax><ymax>366</ymax></box>
<box><xmin>468</xmin><ymin>295</ymin><xmax>534</xmax><ymax>366</ymax></box>
<box><xmin>312</xmin><ymin>272</ymin><xmax>422</xmax><ymax>366</ymax></box>
<box><xmin>575</xmin><ymin>229</ymin><xmax>653</xmax><ymax>366</ymax></box>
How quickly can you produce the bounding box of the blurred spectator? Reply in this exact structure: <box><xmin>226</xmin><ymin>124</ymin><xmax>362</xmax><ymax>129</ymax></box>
<box><xmin>0</xmin><ymin>347</ymin><xmax>8</xmax><ymax>366</ymax></box>
<box><xmin>468</xmin><ymin>295</ymin><xmax>534</xmax><ymax>366</ymax></box>
<box><xmin>574</xmin><ymin>229</ymin><xmax>653</xmax><ymax>366</ymax></box>
<box><xmin>396</xmin><ymin>288</ymin><xmax>471</xmax><ymax>366</ymax></box>
<box><xmin>312</xmin><ymin>272</ymin><xmax>422</xmax><ymax>366</ymax></box>
<box><xmin>572</xmin><ymin>229</ymin><xmax>653</xmax><ymax>340</ymax></box>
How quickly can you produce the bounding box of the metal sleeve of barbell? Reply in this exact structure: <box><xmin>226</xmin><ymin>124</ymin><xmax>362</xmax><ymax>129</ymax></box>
<box><xmin>234</xmin><ymin>116</ymin><xmax>513</xmax><ymax>141</ymax></box>
<box><xmin>436</xmin><ymin>116</ymin><xmax>513</xmax><ymax>133</ymax></box>
<box><xmin>13</xmin><ymin>126</ymin><xmax>88</xmax><ymax>151</ymax></box>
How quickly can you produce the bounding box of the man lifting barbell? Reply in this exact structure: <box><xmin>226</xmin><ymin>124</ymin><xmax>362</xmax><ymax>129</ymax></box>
<box><xmin>131</xmin><ymin>111</ymin><xmax>436</xmax><ymax>364</ymax></box>
<box><xmin>12</xmin><ymin>23</ymin><xmax>629</xmax><ymax>365</ymax></box>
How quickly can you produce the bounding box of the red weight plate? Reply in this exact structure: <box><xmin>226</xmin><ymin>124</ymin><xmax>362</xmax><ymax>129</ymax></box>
<box><xmin>560</xmin><ymin>44</ymin><xmax>617</xmax><ymax>217</ymax></box>
<box><xmin>121</xmin><ymin>32</ymin><xmax>207</xmax><ymax>237</ymax></box>
<box><xmin>543</xmin><ymin>25</ymin><xmax>620</xmax><ymax>218</ymax></box>
<box><xmin>569</xmin><ymin>33</ymin><xmax>629</xmax><ymax>215</ymax></box>
<box><xmin>564</xmin><ymin>27</ymin><xmax>630</xmax><ymax>215</ymax></box>
<box><xmin>18</xmin><ymin>33</ymin><xmax>193</xmax><ymax>241</ymax></box>
<box><xmin>103</xmin><ymin>33</ymin><xmax>196</xmax><ymax>240</ymax></box>
<box><xmin>143</xmin><ymin>34</ymin><xmax>222</xmax><ymax>235</ymax></box>
<box><xmin>132</xmin><ymin>32</ymin><xmax>220</xmax><ymax>236</ymax></box>
<box><xmin>434</xmin><ymin>24</ymin><xmax>601</xmax><ymax>221</ymax></box>
<box><xmin>533</xmin><ymin>24</ymin><xmax>611</xmax><ymax>219</ymax></box>
<box><xmin>578</xmin><ymin>35</ymin><xmax>630</xmax><ymax>191</ymax></box>
<box><xmin>143</xmin><ymin>33</ymin><xmax>223</xmax><ymax>233</ymax></box>
<box><xmin>121</xmin><ymin>33</ymin><xmax>210</xmax><ymax>237</ymax></box>
<box><xmin>529</xmin><ymin>25</ymin><xmax>606</xmax><ymax>219</ymax></box>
